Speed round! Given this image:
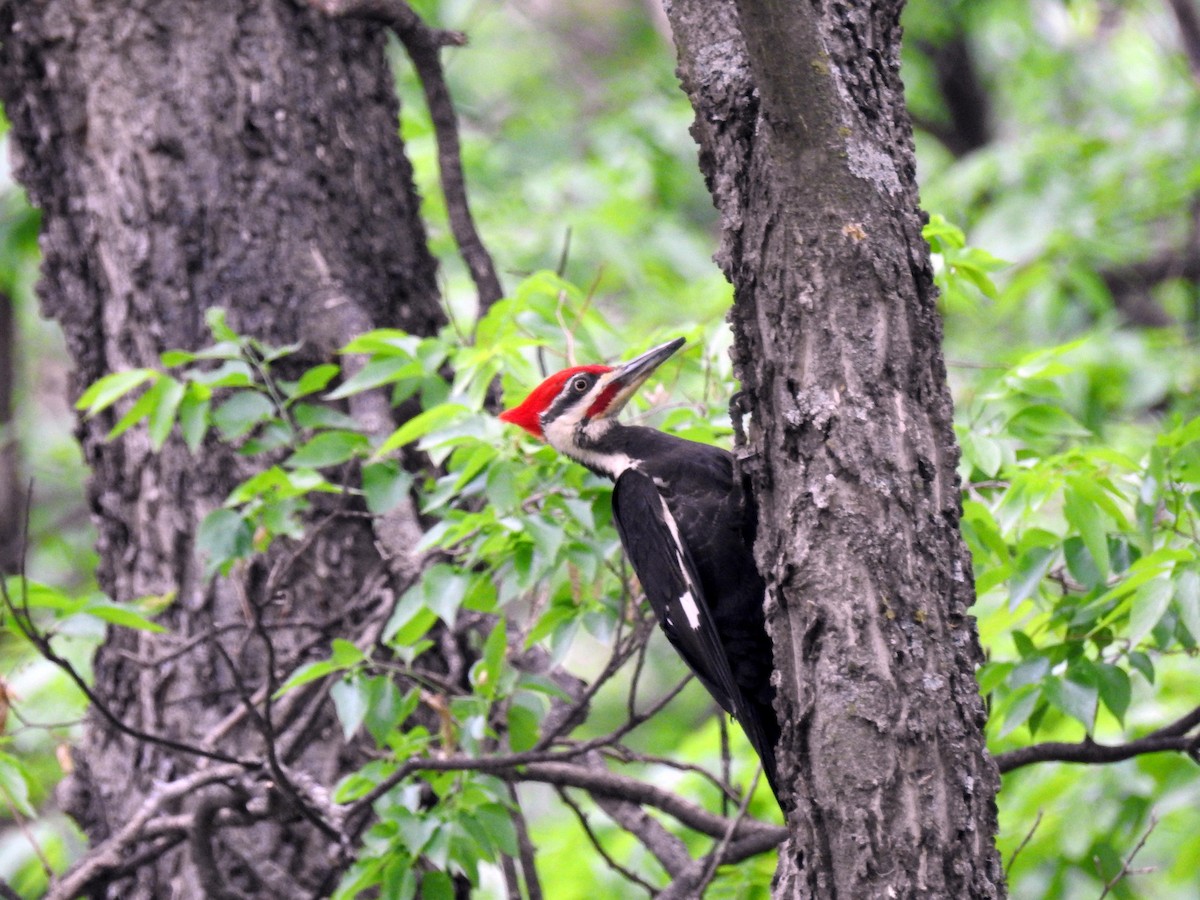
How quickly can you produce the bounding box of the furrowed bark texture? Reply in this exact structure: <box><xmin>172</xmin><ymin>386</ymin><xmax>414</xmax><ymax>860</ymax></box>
<box><xmin>0</xmin><ymin>0</ymin><xmax>442</xmax><ymax>895</ymax></box>
<box><xmin>665</xmin><ymin>1</ymin><xmax>1005</xmax><ymax>897</ymax></box>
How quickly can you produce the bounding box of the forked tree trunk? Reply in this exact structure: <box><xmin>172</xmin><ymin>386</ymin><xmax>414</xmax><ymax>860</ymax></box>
<box><xmin>665</xmin><ymin>1</ymin><xmax>1006</xmax><ymax>896</ymax></box>
<box><xmin>0</xmin><ymin>0</ymin><xmax>441</xmax><ymax>895</ymax></box>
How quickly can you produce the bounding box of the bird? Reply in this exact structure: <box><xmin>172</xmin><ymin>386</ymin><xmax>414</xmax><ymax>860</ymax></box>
<box><xmin>499</xmin><ymin>337</ymin><xmax>781</xmax><ymax>802</ymax></box>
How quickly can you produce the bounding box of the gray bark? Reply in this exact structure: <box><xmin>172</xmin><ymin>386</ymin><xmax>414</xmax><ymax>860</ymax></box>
<box><xmin>0</xmin><ymin>289</ymin><xmax>19</xmax><ymax>573</ymax></box>
<box><xmin>0</xmin><ymin>0</ymin><xmax>442</xmax><ymax>896</ymax></box>
<box><xmin>665</xmin><ymin>1</ymin><xmax>1005</xmax><ymax>897</ymax></box>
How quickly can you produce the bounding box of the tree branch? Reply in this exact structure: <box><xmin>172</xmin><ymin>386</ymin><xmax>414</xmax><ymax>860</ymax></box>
<box><xmin>310</xmin><ymin>0</ymin><xmax>504</xmax><ymax>316</ymax></box>
<box><xmin>0</xmin><ymin>513</ymin><xmax>256</xmax><ymax>769</ymax></box>
<box><xmin>555</xmin><ymin>787</ymin><xmax>658</xmax><ymax>895</ymax></box>
<box><xmin>519</xmin><ymin>761</ymin><xmax>784</xmax><ymax>844</ymax></box>
<box><xmin>1168</xmin><ymin>0</ymin><xmax>1200</xmax><ymax>84</ymax></box>
<box><xmin>995</xmin><ymin>704</ymin><xmax>1200</xmax><ymax>774</ymax></box>
<box><xmin>47</xmin><ymin>765</ymin><xmax>245</xmax><ymax>900</ymax></box>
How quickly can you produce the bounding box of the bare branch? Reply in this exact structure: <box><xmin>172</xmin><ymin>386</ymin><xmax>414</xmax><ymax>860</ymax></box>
<box><xmin>692</xmin><ymin>769</ymin><xmax>761</xmax><ymax>895</ymax></box>
<box><xmin>556</xmin><ymin>787</ymin><xmax>658</xmax><ymax>895</ymax></box>
<box><xmin>0</xmin><ymin>504</ymin><xmax>254</xmax><ymax>769</ymax></box>
<box><xmin>47</xmin><ymin>765</ymin><xmax>245</xmax><ymax>900</ymax></box>
<box><xmin>1098</xmin><ymin>814</ymin><xmax>1159</xmax><ymax>900</ymax></box>
<box><xmin>995</xmin><ymin>705</ymin><xmax>1200</xmax><ymax>774</ymax></box>
<box><xmin>506</xmin><ymin>784</ymin><xmax>544</xmax><ymax>900</ymax></box>
<box><xmin>519</xmin><ymin>761</ymin><xmax>784</xmax><ymax>844</ymax></box>
<box><xmin>310</xmin><ymin>0</ymin><xmax>504</xmax><ymax>315</ymax></box>
<box><xmin>591</xmin><ymin>786</ymin><xmax>693</xmax><ymax>879</ymax></box>
<box><xmin>190</xmin><ymin>785</ymin><xmax>256</xmax><ymax>900</ymax></box>
<box><xmin>1005</xmin><ymin>809</ymin><xmax>1043</xmax><ymax>875</ymax></box>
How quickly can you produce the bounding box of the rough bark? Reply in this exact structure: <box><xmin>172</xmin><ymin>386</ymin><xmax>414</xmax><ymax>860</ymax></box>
<box><xmin>665</xmin><ymin>1</ymin><xmax>1005</xmax><ymax>897</ymax></box>
<box><xmin>0</xmin><ymin>289</ymin><xmax>19</xmax><ymax>573</ymax></box>
<box><xmin>0</xmin><ymin>0</ymin><xmax>442</xmax><ymax>896</ymax></box>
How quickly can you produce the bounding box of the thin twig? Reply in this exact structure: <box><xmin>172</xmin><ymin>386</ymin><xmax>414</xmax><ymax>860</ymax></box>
<box><xmin>0</xmin><ymin>784</ymin><xmax>53</xmax><ymax>879</ymax></box>
<box><xmin>693</xmin><ymin>768</ymin><xmax>761</xmax><ymax>896</ymax></box>
<box><xmin>1097</xmin><ymin>814</ymin><xmax>1159</xmax><ymax>900</ymax></box>
<box><xmin>0</xmin><ymin>488</ymin><xmax>254</xmax><ymax>768</ymax></box>
<box><xmin>1005</xmin><ymin>809</ymin><xmax>1043</xmax><ymax>875</ymax></box>
<box><xmin>555</xmin><ymin>787</ymin><xmax>658</xmax><ymax>896</ymax></box>
<box><xmin>207</xmin><ymin>636</ymin><xmax>343</xmax><ymax>844</ymax></box>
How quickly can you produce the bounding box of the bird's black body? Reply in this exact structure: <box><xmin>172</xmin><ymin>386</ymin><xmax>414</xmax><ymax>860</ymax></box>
<box><xmin>499</xmin><ymin>338</ymin><xmax>781</xmax><ymax>803</ymax></box>
<box><xmin>600</xmin><ymin>427</ymin><xmax>780</xmax><ymax>797</ymax></box>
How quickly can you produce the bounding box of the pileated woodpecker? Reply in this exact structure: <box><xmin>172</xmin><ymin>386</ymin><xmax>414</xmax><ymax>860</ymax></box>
<box><xmin>499</xmin><ymin>338</ymin><xmax>780</xmax><ymax>801</ymax></box>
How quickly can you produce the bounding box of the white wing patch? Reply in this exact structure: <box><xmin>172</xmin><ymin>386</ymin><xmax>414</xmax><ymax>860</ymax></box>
<box><xmin>658</xmin><ymin>495</ymin><xmax>703</xmax><ymax>631</ymax></box>
<box><xmin>679</xmin><ymin>591</ymin><xmax>701</xmax><ymax>630</ymax></box>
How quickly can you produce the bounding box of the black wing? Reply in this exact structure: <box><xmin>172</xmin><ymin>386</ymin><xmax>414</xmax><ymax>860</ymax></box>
<box><xmin>612</xmin><ymin>468</ymin><xmax>779</xmax><ymax>796</ymax></box>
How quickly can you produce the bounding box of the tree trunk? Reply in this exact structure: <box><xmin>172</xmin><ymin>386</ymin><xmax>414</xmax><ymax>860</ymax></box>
<box><xmin>665</xmin><ymin>1</ymin><xmax>1006</xmax><ymax>896</ymax></box>
<box><xmin>0</xmin><ymin>0</ymin><xmax>442</xmax><ymax>896</ymax></box>
<box><xmin>0</xmin><ymin>288</ymin><xmax>20</xmax><ymax>574</ymax></box>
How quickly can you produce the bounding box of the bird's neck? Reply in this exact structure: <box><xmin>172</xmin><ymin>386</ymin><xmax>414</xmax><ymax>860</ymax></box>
<box><xmin>558</xmin><ymin>420</ymin><xmax>640</xmax><ymax>481</ymax></box>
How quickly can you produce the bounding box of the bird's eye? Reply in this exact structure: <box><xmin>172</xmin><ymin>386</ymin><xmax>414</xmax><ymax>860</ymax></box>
<box><xmin>572</xmin><ymin>377</ymin><xmax>590</xmax><ymax>393</ymax></box>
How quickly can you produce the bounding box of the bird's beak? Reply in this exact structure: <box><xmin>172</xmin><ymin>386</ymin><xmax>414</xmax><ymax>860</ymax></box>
<box><xmin>594</xmin><ymin>337</ymin><xmax>686</xmax><ymax>419</ymax></box>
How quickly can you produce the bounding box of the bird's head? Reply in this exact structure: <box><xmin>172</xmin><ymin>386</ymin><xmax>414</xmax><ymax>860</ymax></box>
<box><xmin>499</xmin><ymin>338</ymin><xmax>685</xmax><ymax>468</ymax></box>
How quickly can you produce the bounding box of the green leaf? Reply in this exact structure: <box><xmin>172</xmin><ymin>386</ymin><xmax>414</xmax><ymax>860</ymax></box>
<box><xmin>190</xmin><ymin>360</ymin><xmax>254</xmax><ymax>388</ymax></box>
<box><xmin>340</xmin><ymin>329</ymin><xmax>421</xmax><ymax>356</ymax></box>
<box><xmin>285</xmin><ymin>364</ymin><xmax>341</xmax><ymax>401</ymax></box>
<box><xmin>160</xmin><ymin>349</ymin><xmax>196</xmax><ymax>366</ymax></box>
<box><xmin>1063</xmin><ymin>536</ymin><xmax>1103</xmax><ymax>590</ymax></box>
<box><xmin>1009</xmin><ymin>546</ymin><xmax>1055</xmax><ymax>609</ymax></box>
<box><xmin>1006</xmin><ymin>404</ymin><xmax>1091</xmax><ymax>438</ymax></box>
<box><xmin>374</xmin><ymin>405</ymin><xmax>471</xmax><ymax>458</ymax></box>
<box><xmin>474</xmin><ymin>617</ymin><xmax>508</xmax><ymax>699</ymax></box>
<box><xmin>474</xmin><ymin>803</ymin><xmax>519</xmax><ymax>857</ymax></box>
<box><xmin>196</xmin><ymin>508</ymin><xmax>253</xmax><ymax>577</ymax></box>
<box><xmin>420</xmin><ymin>869</ymin><xmax>454</xmax><ymax>900</ymax></box>
<box><xmin>82</xmin><ymin>600</ymin><xmax>167</xmax><ymax>633</ymax></box>
<box><xmin>211</xmin><ymin>391</ymin><xmax>277</xmax><ymax>440</ymax></box>
<box><xmin>293</xmin><ymin>403</ymin><xmax>360</xmax><ymax>430</ymax></box>
<box><xmin>2</xmin><ymin>578</ymin><xmax>77</xmax><ymax>613</ymax></box>
<box><xmin>276</xmin><ymin>658</ymin><xmax>344</xmax><ymax>695</ymax></box>
<box><xmin>998</xmin><ymin>685</ymin><xmax>1041</xmax><ymax>738</ymax></box>
<box><xmin>285</xmin><ymin>430</ymin><xmax>369</xmax><ymax>468</ymax></box>
<box><xmin>380</xmin><ymin>857</ymin><xmax>417</xmax><ymax>900</ymax></box>
<box><xmin>362</xmin><ymin>461</ymin><xmax>414</xmax><ymax>515</ymax></box>
<box><xmin>1064</xmin><ymin>484</ymin><xmax>1110</xmax><ymax>579</ymax></box>
<box><xmin>1094</xmin><ymin>663</ymin><xmax>1131</xmax><ymax>725</ymax></box>
<box><xmin>362</xmin><ymin>677</ymin><xmax>408</xmax><ymax>745</ymax></box>
<box><xmin>149</xmin><ymin>376</ymin><xmax>186</xmax><ymax>449</ymax></box>
<box><xmin>421</xmin><ymin>565</ymin><xmax>468</xmax><ymax>624</ymax></box>
<box><xmin>326</xmin><ymin>356</ymin><xmax>415</xmax><ymax>400</ymax></box>
<box><xmin>1175</xmin><ymin>568</ymin><xmax>1200</xmax><ymax>641</ymax></box>
<box><xmin>178</xmin><ymin>384</ymin><xmax>212</xmax><ymax>452</ymax></box>
<box><xmin>1127</xmin><ymin>650</ymin><xmax>1155</xmax><ymax>684</ymax></box>
<box><xmin>962</xmin><ymin>432</ymin><xmax>1004</xmax><ymax>478</ymax></box>
<box><xmin>331</xmin><ymin>638</ymin><xmax>367</xmax><ymax>667</ymax></box>
<box><xmin>1044</xmin><ymin>675</ymin><xmax>1098</xmax><ymax>733</ymax></box>
<box><xmin>76</xmin><ymin>368</ymin><xmax>159</xmax><ymax>415</ymax></box>
<box><xmin>0</xmin><ymin>751</ymin><xmax>35</xmax><ymax>816</ymax></box>
<box><xmin>331</xmin><ymin>677</ymin><xmax>369</xmax><ymax>739</ymax></box>
<box><xmin>1127</xmin><ymin>577</ymin><xmax>1173</xmax><ymax>646</ymax></box>
<box><xmin>205</xmin><ymin>307</ymin><xmax>239</xmax><ymax>342</ymax></box>
<box><xmin>107</xmin><ymin>376</ymin><xmax>166</xmax><ymax>440</ymax></box>
<box><xmin>508</xmin><ymin>703</ymin><xmax>540</xmax><ymax>752</ymax></box>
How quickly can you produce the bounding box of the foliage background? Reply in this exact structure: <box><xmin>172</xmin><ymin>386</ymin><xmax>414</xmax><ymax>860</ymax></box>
<box><xmin>1</xmin><ymin>0</ymin><xmax>1198</xmax><ymax>896</ymax></box>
